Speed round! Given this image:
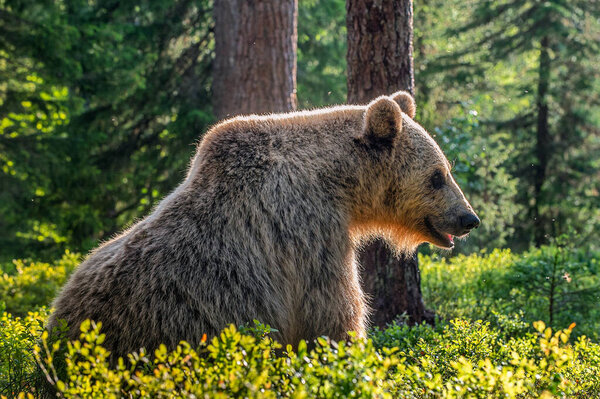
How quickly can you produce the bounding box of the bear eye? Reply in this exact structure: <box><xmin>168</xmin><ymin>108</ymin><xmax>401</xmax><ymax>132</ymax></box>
<box><xmin>431</xmin><ymin>170</ymin><xmax>445</xmax><ymax>190</ymax></box>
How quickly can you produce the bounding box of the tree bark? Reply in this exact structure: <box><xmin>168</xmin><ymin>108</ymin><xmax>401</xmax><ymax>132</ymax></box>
<box><xmin>346</xmin><ymin>0</ymin><xmax>434</xmax><ymax>328</ymax></box>
<box><xmin>213</xmin><ymin>0</ymin><xmax>298</xmax><ymax>119</ymax></box>
<box><xmin>347</xmin><ymin>0</ymin><xmax>414</xmax><ymax>101</ymax></box>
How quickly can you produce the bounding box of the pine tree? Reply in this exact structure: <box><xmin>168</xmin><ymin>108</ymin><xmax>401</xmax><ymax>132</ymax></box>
<box><xmin>445</xmin><ymin>0</ymin><xmax>600</xmax><ymax>246</ymax></box>
<box><xmin>0</xmin><ymin>0</ymin><xmax>214</xmax><ymax>259</ymax></box>
<box><xmin>213</xmin><ymin>0</ymin><xmax>298</xmax><ymax>118</ymax></box>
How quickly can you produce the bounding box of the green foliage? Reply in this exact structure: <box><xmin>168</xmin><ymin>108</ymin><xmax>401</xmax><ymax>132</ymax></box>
<box><xmin>502</xmin><ymin>238</ymin><xmax>600</xmax><ymax>338</ymax></box>
<box><xmin>3</xmin><ymin>316</ymin><xmax>600</xmax><ymax>398</ymax></box>
<box><xmin>433</xmin><ymin>106</ymin><xmax>521</xmax><ymax>252</ymax></box>
<box><xmin>420</xmin><ymin>242</ymin><xmax>600</xmax><ymax>339</ymax></box>
<box><xmin>423</xmin><ymin>0</ymin><xmax>600</xmax><ymax>248</ymax></box>
<box><xmin>0</xmin><ymin>252</ymin><xmax>79</xmax><ymax>317</ymax></box>
<box><xmin>0</xmin><ymin>0</ymin><xmax>214</xmax><ymax>261</ymax></box>
<box><xmin>290</xmin><ymin>335</ymin><xmax>398</xmax><ymax>398</ymax></box>
<box><xmin>420</xmin><ymin>249</ymin><xmax>516</xmax><ymax>322</ymax></box>
<box><xmin>0</xmin><ymin>246</ymin><xmax>599</xmax><ymax>397</ymax></box>
<box><xmin>34</xmin><ymin>321</ymin><xmax>292</xmax><ymax>398</ymax></box>
<box><xmin>297</xmin><ymin>0</ymin><xmax>347</xmax><ymax>108</ymax></box>
<box><xmin>0</xmin><ymin>309</ymin><xmax>48</xmax><ymax>397</ymax></box>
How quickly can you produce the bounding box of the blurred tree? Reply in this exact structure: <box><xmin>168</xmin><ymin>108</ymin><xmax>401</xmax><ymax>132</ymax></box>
<box><xmin>213</xmin><ymin>0</ymin><xmax>298</xmax><ymax>118</ymax></box>
<box><xmin>434</xmin><ymin>106</ymin><xmax>521</xmax><ymax>253</ymax></box>
<box><xmin>2</xmin><ymin>0</ymin><xmax>598</xmax><ymax>263</ymax></box>
<box><xmin>410</xmin><ymin>0</ymin><xmax>524</xmax><ymax>255</ymax></box>
<box><xmin>346</xmin><ymin>0</ymin><xmax>434</xmax><ymax>327</ymax></box>
<box><xmin>296</xmin><ymin>0</ymin><xmax>347</xmax><ymax>108</ymax></box>
<box><xmin>0</xmin><ymin>0</ymin><xmax>213</xmax><ymax>261</ymax></box>
<box><xmin>502</xmin><ymin>238</ymin><xmax>600</xmax><ymax>333</ymax></box>
<box><xmin>412</xmin><ymin>0</ymin><xmax>469</xmax><ymax>127</ymax></box>
<box><xmin>441</xmin><ymin>0</ymin><xmax>600</xmax><ymax>247</ymax></box>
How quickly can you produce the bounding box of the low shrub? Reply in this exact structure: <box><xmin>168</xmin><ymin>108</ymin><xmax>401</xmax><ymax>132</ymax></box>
<box><xmin>0</xmin><ymin>252</ymin><xmax>79</xmax><ymax>317</ymax></box>
<box><xmin>420</xmin><ymin>248</ymin><xmax>515</xmax><ymax>322</ymax></box>
<box><xmin>1</xmin><ymin>244</ymin><xmax>599</xmax><ymax>397</ymax></box>
<box><xmin>0</xmin><ymin>308</ymin><xmax>48</xmax><ymax>397</ymax></box>
<box><xmin>420</xmin><ymin>241</ymin><xmax>600</xmax><ymax>339</ymax></box>
<box><xmin>2</xmin><ymin>314</ymin><xmax>600</xmax><ymax>398</ymax></box>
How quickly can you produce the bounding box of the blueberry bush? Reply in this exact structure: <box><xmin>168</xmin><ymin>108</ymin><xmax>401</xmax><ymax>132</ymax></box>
<box><xmin>1</xmin><ymin>245</ymin><xmax>599</xmax><ymax>398</ymax></box>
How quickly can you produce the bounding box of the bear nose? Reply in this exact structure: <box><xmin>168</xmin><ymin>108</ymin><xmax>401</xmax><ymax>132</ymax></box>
<box><xmin>460</xmin><ymin>213</ymin><xmax>480</xmax><ymax>230</ymax></box>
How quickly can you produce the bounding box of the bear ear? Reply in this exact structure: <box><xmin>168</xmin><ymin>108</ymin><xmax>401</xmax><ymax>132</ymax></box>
<box><xmin>362</xmin><ymin>97</ymin><xmax>403</xmax><ymax>146</ymax></box>
<box><xmin>390</xmin><ymin>91</ymin><xmax>416</xmax><ymax>119</ymax></box>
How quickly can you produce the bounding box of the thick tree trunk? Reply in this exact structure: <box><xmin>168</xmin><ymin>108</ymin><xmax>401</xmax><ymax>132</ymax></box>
<box><xmin>213</xmin><ymin>0</ymin><xmax>298</xmax><ymax>119</ymax></box>
<box><xmin>346</xmin><ymin>0</ymin><xmax>434</xmax><ymax>328</ymax></box>
<box><xmin>533</xmin><ymin>35</ymin><xmax>550</xmax><ymax>247</ymax></box>
<box><xmin>347</xmin><ymin>0</ymin><xmax>414</xmax><ymax>101</ymax></box>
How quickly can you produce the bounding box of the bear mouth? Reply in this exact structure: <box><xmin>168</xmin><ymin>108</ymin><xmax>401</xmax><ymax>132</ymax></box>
<box><xmin>424</xmin><ymin>217</ymin><xmax>454</xmax><ymax>249</ymax></box>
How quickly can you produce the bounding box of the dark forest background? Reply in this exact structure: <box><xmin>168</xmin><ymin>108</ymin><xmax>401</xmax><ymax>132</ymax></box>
<box><xmin>1</xmin><ymin>0</ymin><xmax>599</xmax><ymax>262</ymax></box>
<box><xmin>2</xmin><ymin>2</ymin><xmax>600</xmax><ymax>396</ymax></box>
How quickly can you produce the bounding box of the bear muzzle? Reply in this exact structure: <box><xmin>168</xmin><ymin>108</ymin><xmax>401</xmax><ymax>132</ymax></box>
<box><xmin>459</xmin><ymin>213</ymin><xmax>480</xmax><ymax>232</ymax></box>
<box><xmin>423</xmin><ymin>217</ymin><xmax>455</xmax><ymax>249</ymax></box>
<box><xmin>424</xmin><ymin>211</ymin><xmax>480</xmax><ymax>249</ymax></box>
<box><xmin>449</xmin><ymin>212</ymin><xmax>480</xmax><ymax>238</ymax></box>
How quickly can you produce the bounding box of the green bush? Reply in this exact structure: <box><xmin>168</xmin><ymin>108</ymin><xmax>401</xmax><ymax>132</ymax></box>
<box><xmin>420</xmin><ymin>248</ymin><xmax>516</xmax><ymax>322</ymax></box>
<box><xmin>2</xmin><ymin>316</ymin><xmax>599</xmax><ymax>398</ymax></box>
<box><xmin>502</xmin><ymin>241</ymin><xmax>600</xmax><ymax>339</ymax></box>
<box><xmin>420</xmin><ymin>242</ymin><xmax>600</xmax><ymax>339</ymax></box>
<box><xmin>0</xmin><ymin>309</ymin><xmax>48</xmax><ymax>397</ymax></box>
<box><xmin>0</xmin><ymin>252</ymin><xmax>79</xmax><ymax>316</ymax></box>
<box><xmin>1</xmin><ymin>245</ymin><xmax>599</xmax><ymax>397</ymax></box>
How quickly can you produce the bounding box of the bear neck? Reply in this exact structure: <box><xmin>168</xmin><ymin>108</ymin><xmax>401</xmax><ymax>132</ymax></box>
<box><xmin>172</xmin><ymin>111</ymin><xmax>371</xmax><ymax>273</ymax></box>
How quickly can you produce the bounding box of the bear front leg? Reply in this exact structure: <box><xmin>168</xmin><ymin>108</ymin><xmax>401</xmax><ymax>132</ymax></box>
<box><xmin>297</xmin><ymin>281</ymin><xmax>368</xmax><ymax>345</ymax></box>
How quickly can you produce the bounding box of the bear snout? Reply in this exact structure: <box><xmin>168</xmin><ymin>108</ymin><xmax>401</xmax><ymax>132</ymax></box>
<box><xmin>459</xmin><ymin>213</ymin><xmax>480</xmax><ymax>233</ymax></box>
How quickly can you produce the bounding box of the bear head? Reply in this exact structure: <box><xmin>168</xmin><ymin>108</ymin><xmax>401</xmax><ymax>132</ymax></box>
<box><xmin>351</xmin><ymin>91</ymin><xmax>479</xmax><ymax>251</ymax></box>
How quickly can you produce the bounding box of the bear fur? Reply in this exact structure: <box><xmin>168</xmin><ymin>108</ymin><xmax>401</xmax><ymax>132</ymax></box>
<box><xmin>48</xmin><ymin>92</ymin><xmax>477</xmax><ymax>359</ymax></box>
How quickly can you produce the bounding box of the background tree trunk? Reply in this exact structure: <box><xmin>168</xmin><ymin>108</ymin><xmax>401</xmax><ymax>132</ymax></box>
<box><xmin>533</xmin><ymin>35</ymin><xmax>550</xmax><ymax>247</ymax></box>
<box><xmin>213</xmin><ymin>0</ymin><xmax>298</xmax><ymax>119</ymax></box>
<box><xmin>346</xmin><ymin>0</ymin><xmax>434</xmax><ymax>328</ymax></box>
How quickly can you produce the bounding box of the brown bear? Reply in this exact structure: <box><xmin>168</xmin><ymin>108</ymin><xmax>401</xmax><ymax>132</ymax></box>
<box><xmin>48</xmin><ymin>92</ymin><xmax>479</xmax><ymax>359</ymax></box>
